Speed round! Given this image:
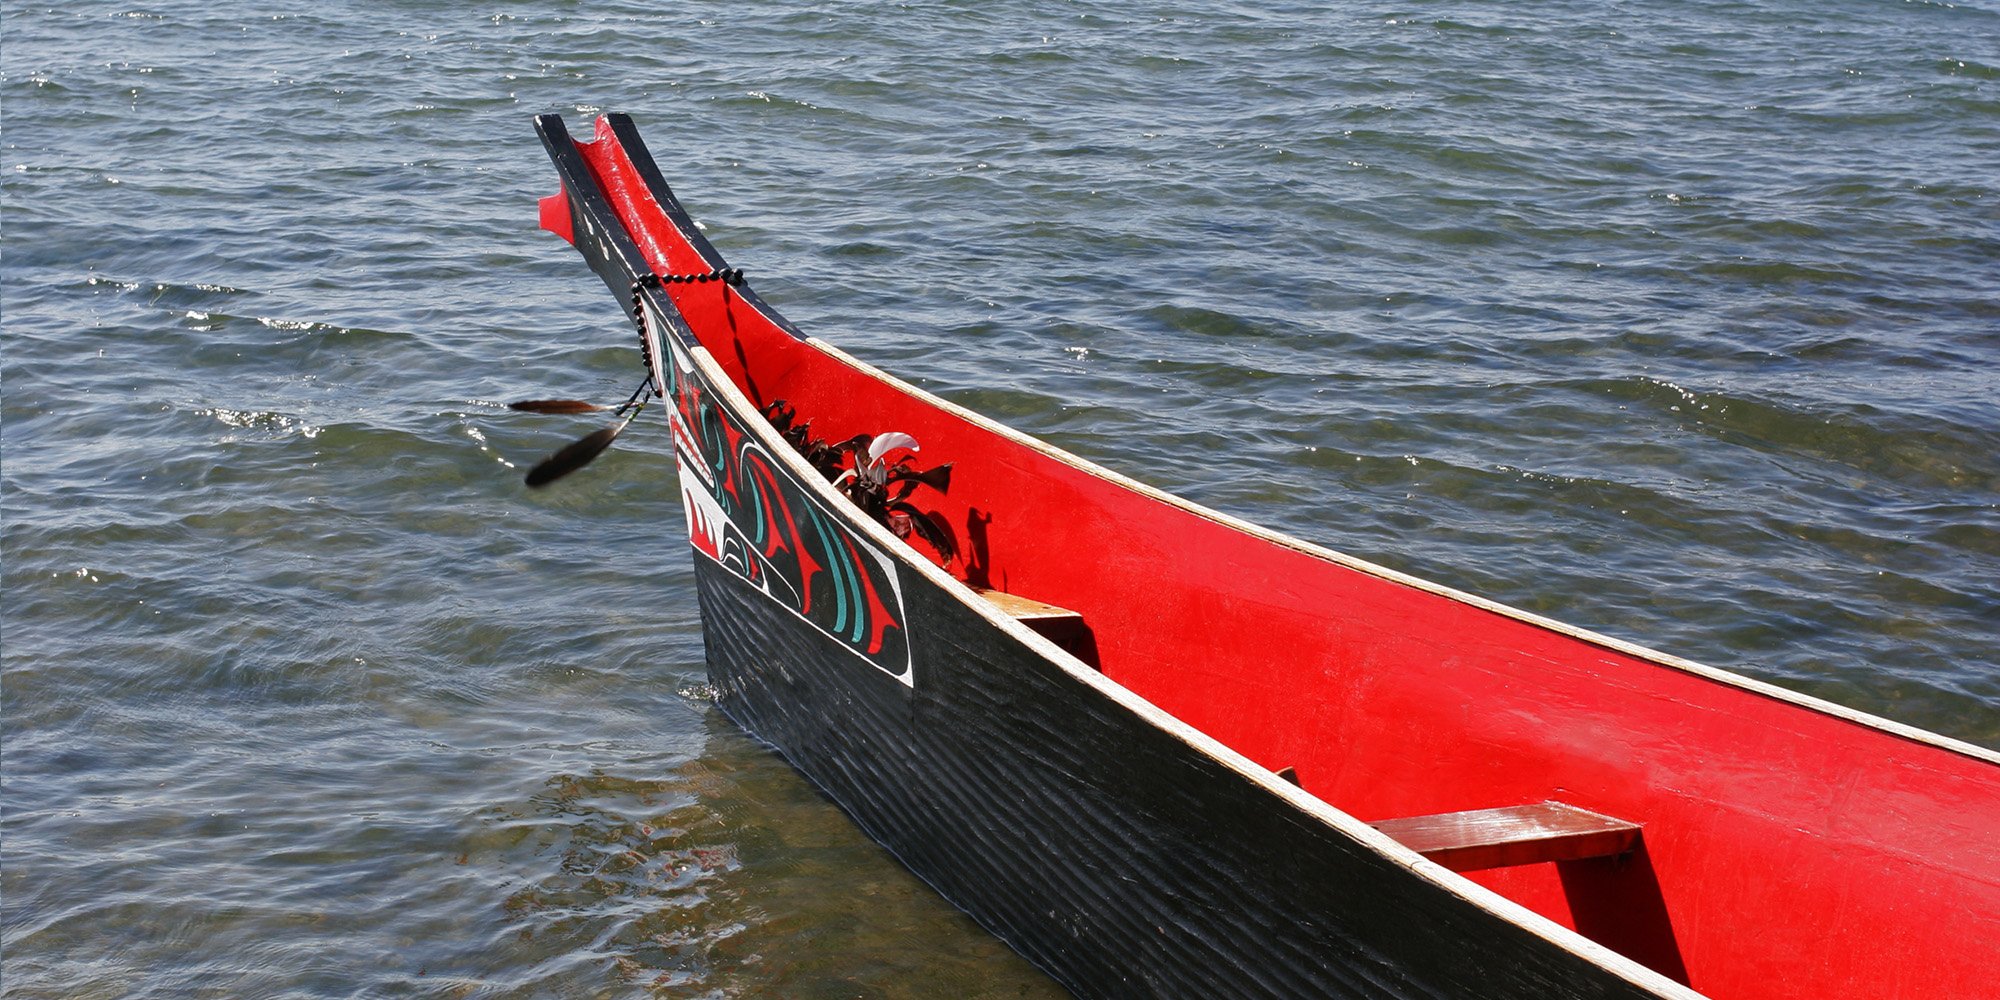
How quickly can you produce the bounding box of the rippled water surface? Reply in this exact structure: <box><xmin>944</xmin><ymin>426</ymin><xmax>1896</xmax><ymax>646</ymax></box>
<box><xmin>5</xmin><ymin>1</ymin><xmax>1997</xmax><ymax>996</ymax></box>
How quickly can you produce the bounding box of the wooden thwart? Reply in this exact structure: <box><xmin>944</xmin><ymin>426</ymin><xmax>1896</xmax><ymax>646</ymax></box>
<box><xmin>976</xmin><ymin>588</ymin><xmax>1079</xmax><ymax>624</ymax></box>
<box><xmin>1371</xmin><ymin>801</ymin><xmax>1641</xmax><ymax>873</ymax></box>
<box><xmin>975</xmin><ymin>588</ymin><xmax>1098</xmax><ymax>667</ymax></box>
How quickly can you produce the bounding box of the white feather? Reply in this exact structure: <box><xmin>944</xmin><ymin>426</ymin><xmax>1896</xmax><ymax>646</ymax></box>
<box><xmin>867</xmin><ymin>432</ymin><xmax>920</xmax><ymax>464</ymax></box>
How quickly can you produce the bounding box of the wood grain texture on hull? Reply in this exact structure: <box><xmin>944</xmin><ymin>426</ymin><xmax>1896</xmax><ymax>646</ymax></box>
<box><xmin>693</xmin><ymin>555</ymin><xmax>1662</xmax><ymax>1000</ymax></box>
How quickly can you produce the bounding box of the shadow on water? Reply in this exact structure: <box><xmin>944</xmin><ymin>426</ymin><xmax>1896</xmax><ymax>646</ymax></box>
<box><xmin>479</xmin><ymin>711</ymin><xmax>1066</xmax><ymax>999</ymax></box>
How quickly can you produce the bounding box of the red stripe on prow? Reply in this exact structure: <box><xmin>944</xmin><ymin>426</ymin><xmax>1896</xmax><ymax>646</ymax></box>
<box><xmin>538</xmin><ymin>190</ymin><xmax>573</xmax><ymax>244</ymax></box>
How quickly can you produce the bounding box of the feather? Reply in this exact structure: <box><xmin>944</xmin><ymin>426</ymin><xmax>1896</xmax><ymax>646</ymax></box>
<box><xmin>886</xmin><ymin>461</ymin><xmax>953</xmax><ymax>497</ymax></box>
<box><xmin>510</xmin><ymin>399</ymin><xmax>612</xmax><ymax>414</ymax></box>
<box><xmin>523</xmin><ymin>400</ymin><xmax>645</xmax><ymax>488</ymax></box>
<box><xmin>867</xmin><ymin>432</ymin><xmax>920</xmax><ymax>465</ymax></box>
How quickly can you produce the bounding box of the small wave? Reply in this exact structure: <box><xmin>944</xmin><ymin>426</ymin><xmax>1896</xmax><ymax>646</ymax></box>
<box><xmin>1938</xmin><ymin>56</ymin><xmax>2000</xmax><ymax>79</ymax></box>
<box><xmin>1692</xmin><ymin>258</ymin><xmax>1863</xmax><ymax>286</ymax></box>
<box><xmin>195</xmin><ymin>407</ymin><xmax>322</xmax><ymax>440</ymax></box>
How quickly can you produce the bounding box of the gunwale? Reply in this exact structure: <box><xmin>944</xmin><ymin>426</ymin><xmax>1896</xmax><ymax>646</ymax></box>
<box><xmin>534</xmin><ymin>111</ymin><xmax>2000</xmax><ymax>1000</ymax></box>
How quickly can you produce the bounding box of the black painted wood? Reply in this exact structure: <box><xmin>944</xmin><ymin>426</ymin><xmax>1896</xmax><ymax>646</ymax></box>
<box><xmin>695</xmin><ymin>556</ymin><xmax>1663</xmax><ymax>999</ymax></box>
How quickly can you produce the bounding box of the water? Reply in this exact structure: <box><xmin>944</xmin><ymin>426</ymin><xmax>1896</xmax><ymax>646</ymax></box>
<box><xmin>4</xmin><ymin>1</ymin><xmax>1996</xmax><ymax>995</ymax></box>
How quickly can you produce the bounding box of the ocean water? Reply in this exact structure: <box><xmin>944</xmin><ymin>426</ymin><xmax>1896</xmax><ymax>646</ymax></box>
<box><xmin>3</xmin><ymin>1</ymin><xmax>1996</xmax><ymax>996</ymax></box>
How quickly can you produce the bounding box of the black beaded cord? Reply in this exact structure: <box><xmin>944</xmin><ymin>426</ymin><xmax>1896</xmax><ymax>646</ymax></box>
<box><xmin>637</xmin><ymin>267</ymin><xmax>744</xmax><ymax>287</ymax></box>
<box><xmin>627</xmin><ymin>279</ymin><xmax>657</xmax><ymax>377</ymax></box>
<box><xmin>623</xmin><ymin>268</ymin><xmax>743</xmax><ymax>407</ymax></box>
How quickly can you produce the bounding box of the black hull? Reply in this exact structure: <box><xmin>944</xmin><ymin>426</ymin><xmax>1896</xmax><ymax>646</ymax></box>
<box><xmin>694</xmin><ymin>554</ymin><xmax>1653</xmax><ymax>999</ymax></box>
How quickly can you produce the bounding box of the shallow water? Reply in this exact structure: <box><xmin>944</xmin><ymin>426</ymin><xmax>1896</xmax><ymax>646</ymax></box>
<box><xmin>4</xmin><ymin>1</ymin><xmax>1997</xmax><ymax>996</ymax></box>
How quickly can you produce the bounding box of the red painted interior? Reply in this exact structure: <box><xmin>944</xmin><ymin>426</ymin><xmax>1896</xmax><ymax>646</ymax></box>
<box><xmin>564</xmin><ymin>117</ymin><xmax>2000</xmax><ymax>1000</ymax></box>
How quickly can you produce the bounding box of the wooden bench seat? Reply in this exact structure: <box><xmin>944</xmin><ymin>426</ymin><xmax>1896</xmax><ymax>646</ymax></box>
<box><xmin>974</xmin><ymin>588</ymin><xmax>1098</xmax><ymax>666</ymax></box>
<box><xmin>1370</xmin><ymin>801</ymin><xmax>1641</xmax><ymax>872</ymax></box>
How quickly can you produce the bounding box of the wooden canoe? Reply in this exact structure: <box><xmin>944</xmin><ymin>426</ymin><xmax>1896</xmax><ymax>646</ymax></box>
<box><xmin>531</xmin><ymin>112</ymin><xmax>2000</xmax><ymax>1000</ymax></box>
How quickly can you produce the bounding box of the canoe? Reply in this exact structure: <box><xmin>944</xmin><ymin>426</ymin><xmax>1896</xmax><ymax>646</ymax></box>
<box><xmin>529</xmin><ymin>113</ymin><xmax>2000</xmax><ymax>1000</ymax></box>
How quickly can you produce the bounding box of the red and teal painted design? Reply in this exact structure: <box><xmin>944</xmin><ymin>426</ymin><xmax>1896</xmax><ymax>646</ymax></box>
<box><xmin>651</xmin><ymin>309</ymin><xmax>913</xmax><ymax>685</ymax></box>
